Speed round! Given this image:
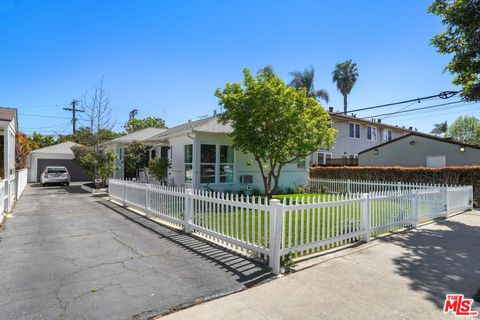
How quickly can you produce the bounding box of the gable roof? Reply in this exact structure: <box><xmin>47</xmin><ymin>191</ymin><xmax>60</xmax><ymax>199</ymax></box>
<box><xmin>359</xmin><ymin>131</ymin><xmax>480</xmax><ymax>154</ymax></box>
<box><xmin>147</xmin><ymin>116</ymin><xmax>232</xmax><ymax>141</ymax></box>
<box><xmin>106</xmin><ymin>127</ymin><xmax>167</xmax><ymax>144</ymax></box>
<box><xmin>0</xmin><ymin>108</ymin><xmax>16</xmax><ymax>122</ymax></box>
<box><xmin>30</xmin><ymin>141</ymin><xmax>79</xmax><ymax>155</ymax></box>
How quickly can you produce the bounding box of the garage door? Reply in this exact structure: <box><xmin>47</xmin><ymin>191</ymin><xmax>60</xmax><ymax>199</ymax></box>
<box><xmin>37</xmin><ymin>159</ymin><xmax>90</xmax><ymax>182</ymax></box>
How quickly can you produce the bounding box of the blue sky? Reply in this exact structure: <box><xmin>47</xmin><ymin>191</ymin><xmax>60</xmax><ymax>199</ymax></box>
<box><xmin>0</xmin><ymin>0</ymin><xmax>477</xmax><ymax>135</ymax></box>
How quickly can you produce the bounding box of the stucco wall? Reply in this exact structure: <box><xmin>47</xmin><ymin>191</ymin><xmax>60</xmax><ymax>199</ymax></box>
<box><xmin>359</xmin><ymin>135</ymin><xmax>480</xmax><ymax>167</ymax></box>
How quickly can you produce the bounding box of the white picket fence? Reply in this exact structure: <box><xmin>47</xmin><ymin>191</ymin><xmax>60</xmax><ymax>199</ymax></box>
<box><xmin>309</xmin><ymin>178</ymin><xmax>444</xmax><ymax>194</ymax></box>
<box><xmin>108</xmin><ymin>179</ymin><xmax>473</xmax><ymax>274</ymax></box>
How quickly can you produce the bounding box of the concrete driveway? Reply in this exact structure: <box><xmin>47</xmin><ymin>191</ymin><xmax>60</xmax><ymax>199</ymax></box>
<box><xmin>0</xmin><ymin>184</ymin><xmax>270</xmax><ymax>320</ymax></box>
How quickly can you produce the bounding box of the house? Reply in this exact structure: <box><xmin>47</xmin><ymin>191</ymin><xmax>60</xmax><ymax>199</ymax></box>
<box><xmin>104</xmin><ymin>127</ymin><xmax>167</xmax><ymax>179</ymax></box>
<box><xmin>27</xmin><ymin>141</ymin><xmax>90</xmax><ymax>183</ymax></box>
<box><xmin>358</xmin><ymin>132</ymin><xmax>480</xmax><ymax>167</ymax></box>
<box><xmin>310</xmin><ymin>109</ymin><xmax>412</xmax><ymax>166</ymax></box>
<box><xmin>0</xmin><ymin>108</ymin><xmax>18</xmax><ymax>212</ymax></box>
<box><xmin>111</xmin><ymin>116</ymin><xmax>308</xmax><ymax>193</ymax></box>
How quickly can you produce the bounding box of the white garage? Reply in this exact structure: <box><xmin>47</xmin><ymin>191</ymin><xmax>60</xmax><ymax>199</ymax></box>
<box><xmin>27</xmin><ymin>141</ymin><xmax>90</xmax><ymax>183</ymax></box>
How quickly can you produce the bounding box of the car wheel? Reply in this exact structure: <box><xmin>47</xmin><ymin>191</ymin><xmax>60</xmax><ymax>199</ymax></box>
<box><xmin>66</xmin><ymin>183</ymin><xmax>70</xmax><ymax>186</ymax></box>
<box><xmin>42</xmin><ymin>184</ymin><xmax>45</xmax><ymax>187</ymax></box>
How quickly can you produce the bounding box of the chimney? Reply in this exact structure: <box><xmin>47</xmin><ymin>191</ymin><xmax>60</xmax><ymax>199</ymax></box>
<box><xmin>377</xmin><ymin>119</ymin><xmax>382</xmax><ymax>123</ymax></box>
<box><xmin>328</xmin><ymin>107</ymin><xmax>334</xmax><ymax>112</ymax></box>
<box><xmin>409</xmin><ymin>126</ymin><xmax>413</xmax><ymax>130</ymax></box>
<box><xmin>213</xmin><ymin>110</ymin><xmax>217</xmax><ymax>116</ymax></box>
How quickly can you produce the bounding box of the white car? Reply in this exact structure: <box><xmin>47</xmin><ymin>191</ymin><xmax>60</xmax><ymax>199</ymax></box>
<box><xmin>41</xmin><ymin>166</ymin><xmax>71</xmax><ymax>186</ymax></box>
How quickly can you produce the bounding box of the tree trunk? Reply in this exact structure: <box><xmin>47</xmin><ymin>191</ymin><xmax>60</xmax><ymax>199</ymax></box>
<box><xmin>343</xmin><ymin>93</ymin><xmax>348</xmax><ymax>114</ymax></box>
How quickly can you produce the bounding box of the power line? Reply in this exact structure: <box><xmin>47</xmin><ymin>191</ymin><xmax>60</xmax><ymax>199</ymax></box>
<box><xmin>338</xmin><ymin>90</ymin><xmax>461</xmax><ymax>114</ymax></box>
<box><xmin>361</xmin><ymin>100</ymin><xmax>467</xmax><ymax>119</ymax></box>
<box><xmin>18</xmin><ymin>112</ymin><xmax>71</xmax><ymax>119</ymax></box>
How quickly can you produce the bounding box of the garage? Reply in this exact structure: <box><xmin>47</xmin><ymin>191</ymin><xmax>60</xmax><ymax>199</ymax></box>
<box><xmin>28</xmin><ymin>141</ymin><xmax>90</xmax><ymax>183</ymax></box>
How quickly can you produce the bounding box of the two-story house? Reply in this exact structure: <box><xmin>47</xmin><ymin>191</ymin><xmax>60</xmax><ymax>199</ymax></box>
<box><xmin>311</xmin><ymin>109</ymin><xmax>413</xmax><ymax>166</ymax></box>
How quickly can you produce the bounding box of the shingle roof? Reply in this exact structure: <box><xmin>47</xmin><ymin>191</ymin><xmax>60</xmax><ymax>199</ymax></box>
<box><xmin>30</xmin><ymin>141</ymin><xmax>79</xmax><ymax>155</ymax></box>
<box><xmin>0</xmin><ymin>108</ymin><xmax>17</xmax><ymax>122</ymax></box>
<box><xmin>148</xmin><ymin>116</ymin><xmax>232</xmax><ymax>140</ymax></box>
<box><xmin>329</xmin><ymin>112</ymin><xmax>413</xmax><ymax>133</ymax></box>
<box><xmin>107</xmin><ymin>127</ymin><xmax>167</xmax><ymax>144</ymax></box>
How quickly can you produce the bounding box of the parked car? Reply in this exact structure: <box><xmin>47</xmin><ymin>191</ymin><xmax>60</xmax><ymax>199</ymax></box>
<box><xmin>41</xmin><ymin>166</ymin><xmax>70</xmax><ymax>186</ymax></box>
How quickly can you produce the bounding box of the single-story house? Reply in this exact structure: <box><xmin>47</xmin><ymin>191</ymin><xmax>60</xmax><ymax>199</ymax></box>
<box><xmin>27</xmin><ymin>141</ymin><xmax>90</xmax><ymax>182</ymax></box>
<box><xmin>358</xmin><ymin>132</ymin><xmax>480</xmax><ymax>167</ymax></box>
<box><xmin>0</xmin><ymin>108</ymin><xmax>18</xmax><ymax>212</ymax></box>
<box><xmin>104</xmin><ymin>127</ymin><xmax>167</xmax><ymax>179</ymax></box>
<box><xmin>135</xmin><ymin>116</ymin><xmax>308</xmax><ymax>193</ymax></box>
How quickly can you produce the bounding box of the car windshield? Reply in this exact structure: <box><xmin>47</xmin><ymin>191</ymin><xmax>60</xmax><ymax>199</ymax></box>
<box><xmin>47</xmin><ymin>168</ymin><xmax>67</xmax><ymax>173</ymax></box>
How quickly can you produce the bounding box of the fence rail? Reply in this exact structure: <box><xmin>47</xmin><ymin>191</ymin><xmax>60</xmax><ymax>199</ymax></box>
<box><xmin>108</xmin><ymin>179</ymin><xmax>473</xmax><ymax>274</ymax></box>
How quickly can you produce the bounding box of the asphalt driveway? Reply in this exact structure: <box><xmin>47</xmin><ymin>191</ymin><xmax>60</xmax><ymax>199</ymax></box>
<box><xmin>0</xmin><ymin>183</ymin><xmax>270</xmax><ymax>320</ymax></box>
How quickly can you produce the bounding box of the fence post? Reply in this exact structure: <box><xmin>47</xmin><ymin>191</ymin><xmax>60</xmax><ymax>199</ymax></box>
<box><xmin>184</xmin><ymin>188</ymin><xmax>194</xmax><ymax>233</ymax></box>
<box><xmin>269</xmin><ymin>199</ymin><xmax>283</xmax><ymax>275</ymax></box>
<box><xmin>397</xmin><ymin>181</ymin><xmax>402</xmax><ymax>193</ymax></box>
<box><xmin>145</xmin><ymin>184</ymin><xmax>151</xmax><ymax>217</ymax></box>
<box><xmin>347</xmin><ymin>179</ymin><xmax>351</xmax><ymax>194</ymax></box>
<box><xmin>361</xmin><ymin>193</ymin><xmax>371</xmax><ymax>242</ymax></box>
<box><xmin>469</xmin><ymin>186</ymin><xmax>474</xmax><ymax>211</ymax></box>
<box><xmin>122</xmin><ymin>180</ymin><xmax>126</xmax><ymax>206</ymax></box>
<box><xmin>444</xmin><ymin>187</ymin><xmax>450</xmax><ymax>218</ymax></box>
<box><xmin>411</xmin><ymin>190</ymin><xmax>418</xmax><ymax>228</ymax></box>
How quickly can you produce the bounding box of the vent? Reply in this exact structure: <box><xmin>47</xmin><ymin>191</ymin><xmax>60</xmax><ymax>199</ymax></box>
<box><xmin>240</xmin><ymin>175</ymin><xmax>253</xmax><ymax>184</ymax></box>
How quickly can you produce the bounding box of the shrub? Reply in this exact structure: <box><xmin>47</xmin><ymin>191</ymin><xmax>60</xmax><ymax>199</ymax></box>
<box><xmin>310</xmin><ymin>166</ymin><xmax>480</xmax><ymax>204</ymax></box>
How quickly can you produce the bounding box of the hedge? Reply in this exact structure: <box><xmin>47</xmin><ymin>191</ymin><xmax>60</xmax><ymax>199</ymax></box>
<box><xmin>310</xmin><ymin>166</ymin><xmax>480</xmax><ymax>205</ymax></box>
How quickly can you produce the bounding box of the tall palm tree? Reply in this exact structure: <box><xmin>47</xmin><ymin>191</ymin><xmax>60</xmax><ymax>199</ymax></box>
<box><xmin>431</xmin><ymin>121</ymin><xmax>448</xmax><ymax>135</ymax></box>
<box><xmin>289</xmin><ymin>66</ymin><xmax>329</xmax><ymax>104</ymax></box>
<box><xmin>332</xmin><ymin>60</ymin><xmax>359</xmax><ymax>114</ymax></box>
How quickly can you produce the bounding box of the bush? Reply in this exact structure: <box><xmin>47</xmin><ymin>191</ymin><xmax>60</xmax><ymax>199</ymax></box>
<box><xmin>148</xmin><ymin>158</ymin><xmax>170</xmax><ymax>182</ymax></box>
<box><xmin>310</xmin><ymin>166</ymin><xmax>480</xmax><ymax>204</ymax></box>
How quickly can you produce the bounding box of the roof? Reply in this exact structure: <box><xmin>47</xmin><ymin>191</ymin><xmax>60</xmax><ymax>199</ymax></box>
<box><xmin>359</xmin><ymin>132</ymin><xmax>480</xmax><ymax>154</ymax></box>
<box><xmin>148</xmin><ymin>116</ymin><xmax>232</xmax><ymax>140</ymax></box>
<box><xmin>106</xmin><ymin>127</ymin><xmax>167</xmax><ymax>144</ymax></box>
<box><xmin>329</xmin><ymin>112</ymin><xmax>413</xmax><ymax>133</ymax></box>
<box><xmin>0</xmin><ymin>108</ymin><xmax>17</xmax><ymax>122</ymax></box>
<box><xmin>30</xmin><ymin>141</ymin><xmax>80</xmax><ymax>155</ymax></box>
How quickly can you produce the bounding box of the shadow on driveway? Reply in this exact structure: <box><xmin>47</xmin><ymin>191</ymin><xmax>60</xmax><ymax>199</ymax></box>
<box><xmin>380</xmin><ymin>213</ymin><xmax>480</xmax><ymax>309</ymax></box>
<box><xmin>97</xmin><ymin>199</ymin><xmax>273</xmax><ymax>288</ymax></box>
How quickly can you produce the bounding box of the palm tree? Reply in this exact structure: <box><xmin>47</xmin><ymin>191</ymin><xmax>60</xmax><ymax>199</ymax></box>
<box><xmin>431</xmin><ymin>121</ymin><xmax>448</xmax><ymax>135</ymax></box>
<box><xmin>332</xmin><ymin>60</ymin><xmax>359</xmax><ymax>114</ymax></box>
<box><xmin>289</xmin><ymin>66</ymin><xmax>329</xmax><ymax>104</ymax></box>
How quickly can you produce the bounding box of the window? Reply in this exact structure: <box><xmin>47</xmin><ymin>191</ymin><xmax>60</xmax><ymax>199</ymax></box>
<box><xmin>200</xmin><ymin>144</ymin><xmax>216</xmax><ymax>183</ymax></box>
<box><xmin>367</xmin><ymin>126</ymin><xmax>377</xmax><ymax>141</ymax></box>
<box><xmin>297</xmin><ymin>160</ymin><xmax>306</xmax><ymax>169</ymax></box>
<box><xmin>317</xmin><ymin>152</ymin><xmax>332</xmax><ymax>165</ymax></box>
<box><xmin>150</xmin><ymin>149</ymin><xmax>156</xmax><ymax>159</ymax></box>
<box><xmin>349</xmin><ymin>123</ymin><xmax>360</xmax><ymax>138</ymax></box>
<box><xmin>220</xmin><ymin>145</ymin><xmax>234</xmax><ymax>183</ymax></box>
<box><xmin>184</xmin><ymin>144</ymin><xmax>193</xmax><ymax>183</ymax></box>
<box><xmin>383</xmin><ymin>130</ymin><xmax>392</xmax><ymax>142</ymax></box>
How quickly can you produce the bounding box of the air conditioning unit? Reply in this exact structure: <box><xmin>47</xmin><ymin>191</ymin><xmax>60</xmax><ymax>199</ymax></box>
<box><xmin>239</xmin><ymin>175</ymin><xmax>253</xmax><ymax>184</ymax></box>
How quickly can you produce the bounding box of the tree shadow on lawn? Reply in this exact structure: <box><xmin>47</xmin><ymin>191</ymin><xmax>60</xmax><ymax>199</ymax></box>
<box><xmin>97</xmin><ymin>199</ymin><xmax>273</xmax><ymax>288</ymax></box>
<box><xmin>378</xmin><ymin>214</ymin><xmax>480</xmax><ymax>309</ymax></box>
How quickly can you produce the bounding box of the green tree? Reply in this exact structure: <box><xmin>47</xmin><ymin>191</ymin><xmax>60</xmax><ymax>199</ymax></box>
<box><xmin>123</xmin><ymin>117</ymin><xmax>166</xmax><ymax>133</ymax></box>
<box><xmin>429</xmin><ymin>0</ymin><xmax>480</xmax><ymax>101</ymax></box>
<box><xmin>332</xmin><ymin>60</ymin><xmax>359</xmax><ymax>114</ymax></box>
<box><xmin>448</xmin><ymin>115</ymin><xmax>480</xmax><ymax>145</ymax></box>
<box><xmin>431</xmin><ymin>120</ymin><xmax>448</xmax><ymax>135</ymax></box>
<box><xmin>123</xmin><ymin>141</ymin><xmax>150</xmax><ymax>178</ymax></box>
<box><xmin>58</xmin><ymin>127</ymin><xmax>122</xmax><ymax>146</ymax></box>
<box><xmin>289</xmin><ymin>66</ymin><xmax>329</xmax><ymax>103</ymax></box>
<box><xmin>71</xmin><ymin>144</ymin><xmax>117</xmax><ymax>187</ymax></box>
<box><xmin>216</xmin><ymin>68</ymin><xmax>337</xmax><ymax>197</ymax></box>
<box><xmin>148</xmin><ymin>157</ymin><xmax>170</xmax><ymax>182</ymax></box>
<box><xmin>16</xmin><ymin>132</ymin><xmax>34</xmax><ymax>170</ymax></box>
<box><xmin>28</xmin><ymin>132</ymin><xmax>56</xmax><ymax>149</ymax></box>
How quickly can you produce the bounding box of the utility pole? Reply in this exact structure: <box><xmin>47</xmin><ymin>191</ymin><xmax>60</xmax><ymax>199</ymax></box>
<box><xmin>129</xmin><ymin>109</ymin><xmax>138</xmax><ymax>120</ymax></box>
<box><xmin>63</xmin><ymin>99</ymin><xmax>84</xmax><ymax>134</ymax></box>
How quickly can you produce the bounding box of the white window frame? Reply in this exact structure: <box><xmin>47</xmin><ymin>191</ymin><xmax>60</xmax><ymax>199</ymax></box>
<box><xmin>219</xmin><ymin>145</ymin><xmax>234</xmax><ymax>184</ymax></box>
<box><xmin>383</xmin><ymin>129</ymin><xmax>393</xmax><ymax>142</ymax></box>
<box><xmin>184</xmin><ymin>144</ymin><xmax>193</xmax><ymax>184</ymax></box>
<box><xmin>426</xmin><ymin>155</ymin><xmax>446</xmax><ymax>168</ymax></box>
<box><xmin>317</xmin><ymin>152</ymin><xmax>332</xmax><ymax>165</ymax></box>
<box><xmin>349</xmin><ymin>122</ymin><xmax>361</xmax><ymax>139</ymax></box>
<box><xmin>367</xmin><ymin>126</ymin><xmax>377</xmax><ymax>141</ymax></box>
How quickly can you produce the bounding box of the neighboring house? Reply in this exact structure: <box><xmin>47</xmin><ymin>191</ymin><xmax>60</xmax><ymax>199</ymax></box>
<box><xmin>115</xmin><ymin>116</ymin><xmax>309</xmax><ymax>193</ymax></box>
<box><xmin>310</xmin><ymin>109</ymin><xmax>412</xmax><ymax>166</ymax></box>
<box><xmin>27</xmin><ymin>141</ymin><xmax>90</xmax><ymax>183</ymax></box>
<box><xmin>104</xmin><ymin>127</ymin><xmax>167</xmax><ymax>179</ymax></box>
<box><xmin>358</xmin><ymin>132</ymin><xmax>480</xmax><ymax>167</ymax></box>
<box><xmin>0</xmin><ymin>108</ymin><xmax>17</xmax><ymax>213</ymax></box>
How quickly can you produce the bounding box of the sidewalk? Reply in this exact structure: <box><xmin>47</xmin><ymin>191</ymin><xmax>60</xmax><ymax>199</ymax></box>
<box><xmin>162</xmin><ymin>211</ymin><xmax>480</xmax><ymax>320</ymax></box>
